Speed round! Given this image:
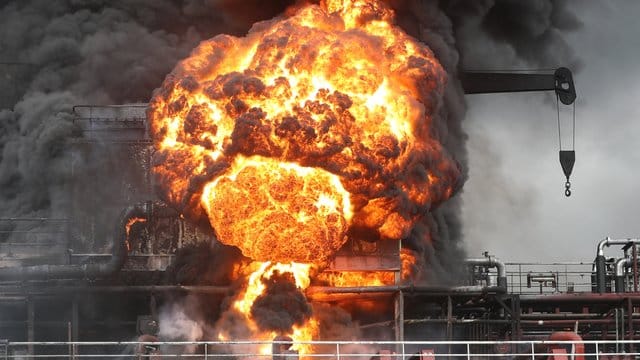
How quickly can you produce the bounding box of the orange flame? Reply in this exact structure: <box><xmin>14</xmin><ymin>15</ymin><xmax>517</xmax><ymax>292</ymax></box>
<box><xmin>149</xmin><ymin>0</ymin><xmax>462</xmax><ymax>353</ymax></box>
<box><xmin>219</xmin><ymin>262</ymin><xmax>317</xmax><ymax>355</ymax></box>
<box><xmin>148</xmin><ymin>0</ymin><xmax>460</xmax><ymax>264</ymax></box>
<box><xmin>124</xmin><ymin>217</ymin><xmax>147</xmax><ymax>252</ymax></box>
<box><xmin>400</xmin><ymin>248</ymin><xmax>418</xmax><ymax>280</ymax></box>
<box><xmin>316</xmin><ymin>271</ymin><xmax>396</xmax><ymax>287</ymax></box>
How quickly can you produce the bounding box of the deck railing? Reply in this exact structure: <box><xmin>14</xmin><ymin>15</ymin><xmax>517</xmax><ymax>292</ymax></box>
<box><xmin>504</xmin><ymin>262</ymin><xmax>595</xmax><ymax>294</ymax></box>
<box><xmin>1</xmin><ymin>339</ymin><xmax>639</xmax><ymax>359</ymax></box>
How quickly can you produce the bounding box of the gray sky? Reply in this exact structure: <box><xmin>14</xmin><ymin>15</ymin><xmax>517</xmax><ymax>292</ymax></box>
<box><xmin>461</xmin><ymin>1</ymin><xmax>640</xmax><ymax>262</ymax></box>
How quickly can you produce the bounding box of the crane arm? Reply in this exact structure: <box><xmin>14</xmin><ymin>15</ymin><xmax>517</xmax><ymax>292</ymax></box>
<box><xmin>460</xmin><ymin>67</ymin><xmax>576</xmax><ymax>105</ymax></box>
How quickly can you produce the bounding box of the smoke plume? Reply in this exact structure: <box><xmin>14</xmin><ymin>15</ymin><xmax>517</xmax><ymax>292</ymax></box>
<box><xmin>251</xmin><ymin>272</ymin><xmax>312</xmax><ymax>332</ymax></box>
<box><xmin>0</xmin><ymin>0</ymin><xmax>580</xmax><ymax>346</ymax></box>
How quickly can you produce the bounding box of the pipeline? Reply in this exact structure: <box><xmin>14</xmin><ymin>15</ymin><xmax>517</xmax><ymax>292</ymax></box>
<box><xmin>0</xmin><ymin>202</ymin><xmax>162</xmax><ymax>281</ymax></box>
<box><xmin>595</xmin><ymin>237</ymin><xmax>640</xmax><ymax>293</ymax></box>
<box><xmin>305</xmin><ymin>285</ymin><xmax>506</xmax><ymax>300</ymax></box>
<box><xmin>465</xmin><ymin>256</ymin><xmax>507</xmax><ymax>291</ymax></box>
<box><xmin>614</xmin><ymin>256</ymin><xmax>640</xmax><ymax>293</ymax></box>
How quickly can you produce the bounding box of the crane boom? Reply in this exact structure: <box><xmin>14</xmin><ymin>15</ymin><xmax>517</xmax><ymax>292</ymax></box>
<box><xmin>460</xmin><ymin>67</ymin><xmax>578</xmax><ymax>197</ymax></box>
<box><xmin>460</xmin><ymin>67</ymin><xmax>576</xmax><ymax>105</ymax></box>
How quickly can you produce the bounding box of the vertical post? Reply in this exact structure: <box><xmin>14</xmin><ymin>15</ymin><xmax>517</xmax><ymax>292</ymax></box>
<box><xmin>595</xmin><ymin>342</ymin><xmax>600</xmax><ymax>360</ymax></box>
<box><xmin>71</xmin><ymin>297</ymin><xmax>78</xmax><ymax>359</ymax></box>
<box><xmin>67</xmin><ymin>322</ymin><xmax>72</xmax><ymax>359</ymax></box>
<box><xmin>596</xmin><ymin>255</ymin><xmax>607</xmax><ymax>293</ymax></box>
<box><xmin>633</xmin><ymin>245</ymin><xmax>638</xmax><ymax>292</ymax></box>
<box><xmin>27</xmin><ymin>297</ymin><xmax>34</xmax><ymax>360</ymax></box>
<box><xmin>628</xmin><ymin>297</ymin><xmax>634</xmax><ymax>353</ymax></box>
<box><xmin>466</xmin><ymin>343</ymin><xmax>470</xmax><ymax>360</ymax></box>
<box><xmin>204</xmin><ymin>343</ymin><xmax>208</xmax><ymax>360</ymax></box>
<box><xmin>336</xmin><ymin>343</ymin><xmax>340</xmax><ymax>360</ymax></box>
<box><xmin>615</xmin><ymin>308</ymin><xmax>621</xmax><ymax>353</ymax></box>
<box><xmin>514</xmin><ymin>295</ymin><xmax>522</xmax><ymax>340</ymax></box>
<box><xmin>446</xmin><ymin>296</ymin><xmax>453</xmax><ymax>355</ymax></box>
<box><xmin>394</xmin><ymin>291</ymin><xmax>404</xmax><ymax>355</ymax></box>
<box><xmin>519</xmin><ymin>264</ymin><xmax>522</xmax><ymax>294</ymax></box>
<box><xmin>530</xmin><ymin>342</ymin><xmax>535</xmax><ymax>360</ymax></box>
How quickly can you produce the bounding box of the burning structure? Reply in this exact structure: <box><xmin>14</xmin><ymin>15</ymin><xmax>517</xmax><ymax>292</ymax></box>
<box><xmin>5</xmin><ymin>0</ymin><xmax>639</xmax><ymax>359</ymax></box>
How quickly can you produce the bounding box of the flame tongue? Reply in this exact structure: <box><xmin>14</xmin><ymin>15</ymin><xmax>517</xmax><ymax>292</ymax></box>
<box><xmin>202</xmin><ymin>155</ymin><xmax>351</xmax><ymax>264</ymax></box>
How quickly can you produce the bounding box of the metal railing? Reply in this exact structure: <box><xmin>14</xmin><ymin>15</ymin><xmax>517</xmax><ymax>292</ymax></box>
<box><xmin>1</xmin><ymin>339</ymin><xmax>640</xmax><ymax>359</ymax></box>
<box><xmin>504</xmin><ymin>262</ymin><xmax>594</xmax><ymax>294</ymax></box>
<box><xmin>71</xmin><ymin>104</ymin><xmax>150</xmax><ymax>143</ymax></box>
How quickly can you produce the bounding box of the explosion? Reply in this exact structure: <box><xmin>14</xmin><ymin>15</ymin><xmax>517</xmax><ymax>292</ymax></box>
<box><xmin>148</xmin><ymin>0</ymin><xmax>461</xmax><ymax>354</ymax></box>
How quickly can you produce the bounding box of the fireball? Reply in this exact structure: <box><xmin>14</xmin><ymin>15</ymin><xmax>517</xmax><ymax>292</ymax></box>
<box><xmin>148</xmin><ymin>0</ymin><xmax>460</xmax><ymax>265</ymax></box>
<box><xmin>149</xmin><ymin>0</ymin><xmax>462</xmax><ymax>352</ymax></box>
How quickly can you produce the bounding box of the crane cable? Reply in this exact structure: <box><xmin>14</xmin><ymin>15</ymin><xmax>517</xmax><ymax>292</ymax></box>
<box><xmin>557</xmin><ymin>93</ymin><xmax>576</xmax><ymax>197</ymax></box>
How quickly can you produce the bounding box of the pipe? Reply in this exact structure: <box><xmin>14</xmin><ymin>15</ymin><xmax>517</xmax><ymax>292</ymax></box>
<box><xmin>594</xmin><ymin>237</ymin><xmax>640</xmax><ymax>293</ymax></box>
<box><xmin>615</xmin><ymin>257</ymin><xmax>631</xmax><ymax>293</ymax></box>
<box><xmin>0</xmin><ymin>285</ymin><xmax>232</xmax><ymax>296</ymax></box>
<box><xmin>519</xmin><ymin>293</ymin><xmax>640</xmax><ymax>304</ymax></box>
<box><xmin>306</xmin><ymin>285</ymin><xmax>506</xmax><ymax>299</ymax></box>
<box><xmin>596</xmin><ymin>237</ymin><xmax>640</xmax><ymax>256</ymax></box>
<box><xmin>465</xmin><ymin>256</ymin><xmax>507</xmax><ymax>291</ymax></box>
<box><xmin>0</xmin><ymin>202</ymin><xmax>153</xmax><ymax>281</ymax></box>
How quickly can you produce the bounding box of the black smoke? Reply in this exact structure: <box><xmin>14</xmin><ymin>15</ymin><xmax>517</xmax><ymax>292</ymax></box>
<box><xmin>251</xmin><ymin>272</ymin><xmax>312</xmax><ymax>332</ymax></box>
<box><xmin>0</xmin><ymin>0</ymin><xmax>302</xmax><ymax>228</ymax></box>
<box><xmin>383</xmin><ymin>0</ymin><xmax>581</xmax><ymax>283</ymax></box>
<box><xmin>0</xmin><ymin>0</ymin><xmax>580</xmax><ymax>312</ymax></box>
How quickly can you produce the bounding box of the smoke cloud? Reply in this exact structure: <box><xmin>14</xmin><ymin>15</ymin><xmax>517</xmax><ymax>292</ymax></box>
<box><xmin>0</xmin><ymin>0</ymin><xmax>579</xmax><ymax>345</ymax></box>
<box><xmin>0</xmin><ymin>0</ymin><xmax>579</xmax><ymax>274</ymax></box>
<box><xmin>251</xmin><ymin>272</ymin><xmax>312</xmax><ymax>332</ymax></box>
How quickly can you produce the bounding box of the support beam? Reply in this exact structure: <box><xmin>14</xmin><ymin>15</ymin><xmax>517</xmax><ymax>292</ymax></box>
<box><xmin>394</xmin><ymin>291</ymin><xmax>404</xmax><ymax>354</ymax></box>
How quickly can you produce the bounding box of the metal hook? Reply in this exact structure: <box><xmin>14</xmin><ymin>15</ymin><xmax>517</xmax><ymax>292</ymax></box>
<box><xmin>564</xmin><ymin>181</ymin><xmax>571</xmax><ymax>197</ymax></box>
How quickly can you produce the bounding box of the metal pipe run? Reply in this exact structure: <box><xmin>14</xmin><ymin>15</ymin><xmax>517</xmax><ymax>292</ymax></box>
<box><xmin>594</xmin><ymin>237</ymin><xmax>640</xmax><ymax>293</ymax></box>
<box><xmin>0</xmin><ymin>285</ymin><xmax>232</xmax><ymax>296</ymax></box>
<box><xmin>0</xmin><ymin>202</ymin><xmax>159</xmax><ymax>281</ymax></box>
<box><xmin>306</xmin><ymin>285</ymin><xmax>505</xmax><ymax>299</ymax></box>
<box><xmin>519</xmin><ymin>293</ymin><xmax>640</xmax><ymax>304</ymax></box>
<box><xmin>613</xmin><ymin>256</ymin><xmax>640</xmax><ymax>293</ymax></box>
<box><xmin>465</xmin><ymin>256</ymin><xmax>508</xmax><ymax>291</ymax></box>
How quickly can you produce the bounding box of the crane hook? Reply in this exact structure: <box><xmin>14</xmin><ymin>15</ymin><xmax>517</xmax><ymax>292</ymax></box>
<box><xmin>559</xmin><ymin>150</ymin><xmax>575</xmax><ymax>198</ymax></box>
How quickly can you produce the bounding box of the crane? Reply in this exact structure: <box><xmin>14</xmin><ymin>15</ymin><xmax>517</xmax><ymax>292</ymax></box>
<box><xmin>460</xmin><ymin>67</ymin><xmax>577</xmax><ymax>196</ymax></box>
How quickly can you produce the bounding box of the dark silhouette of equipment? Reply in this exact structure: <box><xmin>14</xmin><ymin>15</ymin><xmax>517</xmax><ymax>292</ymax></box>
<box><xmin>460</xmin><ymin>67</ymin><xmax>577</xmax><ymax>197</ymax></box>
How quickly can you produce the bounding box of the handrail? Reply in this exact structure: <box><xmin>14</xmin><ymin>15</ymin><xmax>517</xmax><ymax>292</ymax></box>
<box><xmin>1</xmin><ymin>339</ymin><xmax>639</xmax><ymax>357</ymax></box>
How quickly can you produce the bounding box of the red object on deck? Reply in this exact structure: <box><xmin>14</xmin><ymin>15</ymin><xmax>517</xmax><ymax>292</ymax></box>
<box><xmin>378</xmin><ymin>349</ymin><xmax>393</xmax><ymax>360</ymax></box>
<box><xmin>549</xmin><ymin>331</ymin><xmax>584</xmax><ymax>360</ymax></box>
<box><xmin>420</xmin><ymin>349</ymin><xmax>435</xmax><ymax>360</ymax></box>
<box><xmin>551</xmin><ymin>348</ymin><xmax>569</xmax><ymax>360</ymax></box>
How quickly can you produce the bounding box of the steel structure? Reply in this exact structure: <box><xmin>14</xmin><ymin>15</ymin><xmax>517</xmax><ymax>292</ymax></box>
<box><xmin>5</xmin><ymin>72</ymin><xmax>640</xmax><ymax>358</ymax></box>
